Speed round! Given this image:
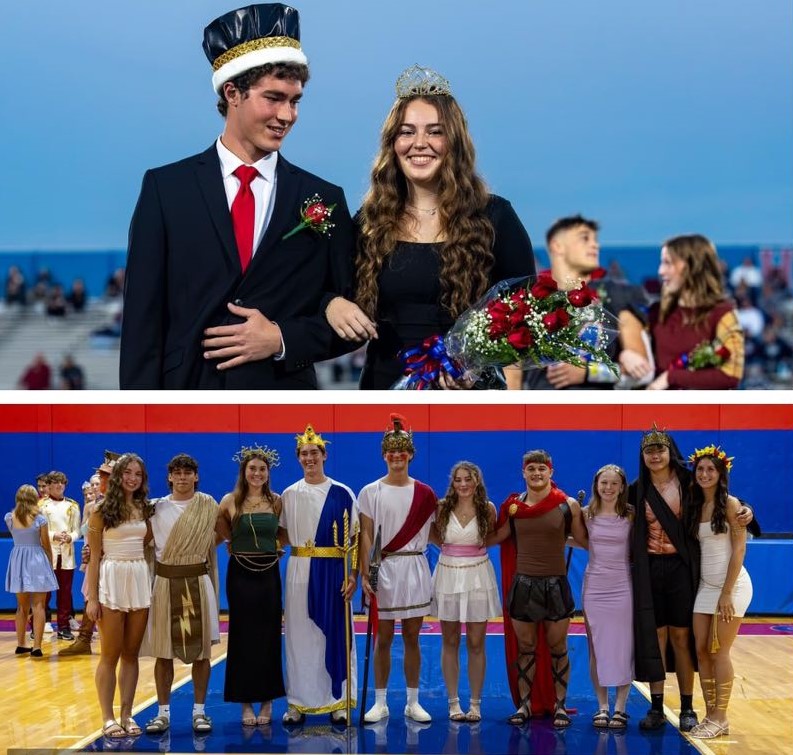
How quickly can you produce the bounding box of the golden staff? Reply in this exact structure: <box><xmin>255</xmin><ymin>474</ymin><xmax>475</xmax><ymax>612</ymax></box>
<box><xmin>333</xmin><ymin>509</ymin><xmax>359</xmax><ymax>727</ymax></box>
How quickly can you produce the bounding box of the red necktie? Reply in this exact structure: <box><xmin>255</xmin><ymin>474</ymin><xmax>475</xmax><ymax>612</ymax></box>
<box><xmin>231</xmin><ymin>165</ymin><xmax>259</xmax><ymax>273</ymax></box>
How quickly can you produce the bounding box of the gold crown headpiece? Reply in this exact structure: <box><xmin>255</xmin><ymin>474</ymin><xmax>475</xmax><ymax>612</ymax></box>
<box><xmin>641</xmin><ymin>422</ymin><xmax>672</xmax><ymax>450</ymax></box>
<box><xmin>395</xmin><ymin>64</ymin><xmax>452</xmax><ymax>99</ymax></box>
<box><xmin>689</xmin><ymin>445</ymin><xmax>734</xmax><ymax>472</ymax></box>
<box><xmin>382</xmin><ymin>412</ymin><xmax>415</xmax><ymax>453</ymax></box>
<box><xmin>97</xmin><ymin>450</ymin><xmax>122</xmax><ymax>475</ymax></box>
<box><xmin>232</xmin><ymin>444</ymin><xmax>280</xmax><ymax>468</ymax></box>
<box><xmin>295</xmin><ymin>424</ymin><xmax>328</xmax><ymax>451</ymax></box>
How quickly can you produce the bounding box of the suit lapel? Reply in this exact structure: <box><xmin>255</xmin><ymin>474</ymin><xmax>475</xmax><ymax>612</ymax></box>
<box><xmin>255</xmin><ymin>154</ymin><xmax>302</xmax><ymax>256</ymax></box>
<box><xmin>193</xmin><ymin>145</ymin><xmax>240</xmax><ymax>272</ymax></box>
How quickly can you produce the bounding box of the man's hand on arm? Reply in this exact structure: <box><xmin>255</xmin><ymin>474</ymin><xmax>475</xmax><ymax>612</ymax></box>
<box><xmin>202</xmin><ymin>302</ymin><xmax>283</xmax><ymax>370</ymax></box>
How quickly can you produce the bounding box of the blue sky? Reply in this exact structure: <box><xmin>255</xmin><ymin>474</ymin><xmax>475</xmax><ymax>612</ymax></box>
<box><xmin>3</xmin><ymin>0</ymin><xmax>791</xmax><ymax>249</ymax></box>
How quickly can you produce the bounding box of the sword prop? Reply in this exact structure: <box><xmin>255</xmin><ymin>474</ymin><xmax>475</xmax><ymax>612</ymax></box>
<box><xmin>333</xmin><ymin>510</ymin><xmax>359</xmax><ymax>728</ymax></box>
<box><xmin>358</xmin><ymin>525</ymin><xmax>381</xmax><ymax>727</ymax></box>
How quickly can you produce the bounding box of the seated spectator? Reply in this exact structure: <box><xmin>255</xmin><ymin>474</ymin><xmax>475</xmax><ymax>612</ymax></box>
<box><xmin>736</xmin><ymin>295</ymin><xmax>766</xmax><ymax>340</ymax></box>
<box><xmin>59</xmin><ymin>355</ymin><xmax>86</xmax><ymax>390</ymax></box>
<box><xmin>66</xmin><ymin>279</ymin><xmax>88</xmax><ymax>313</ymax></box>
<box><xmin>18</xmin><ymin>354</ymin><xmax>51</xmax><ymax>390</ymax></box>
<box><xmin>46</xmin><ymin>285</ymin><xmax>68</xmax><ymax>318</ymax></box>
<box><xmin>753</xmin><ymin>325</ymin><xmax>793</xmax><ymax>381</ymax></box>
<box><xmin>104</xmin><ymin>268</ymin><xmax>125</xmax><ymax>299</ymax></box>
<box><xmin>729</xmin><ymin>256</ymin><xmax>763</xmax><ymax>295</ymax></box>
<box><xmin>4</xmin><ymin>266</ymin><xmax>27</xmax><ymax>306</ymax></box>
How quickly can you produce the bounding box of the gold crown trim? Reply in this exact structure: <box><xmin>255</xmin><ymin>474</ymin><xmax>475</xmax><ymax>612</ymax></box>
<box><xmin>641</xmin><ymin>422</ymin><xmax>671</xmax><ymax>450</ymax></box>
<box><xmin>212</xmin><ymin>36</ymin><xmax>302</xmax><ymax>72</ymax></box>
<box><xmin>296</xmin><ymin>424</ymin><xmax>328</xmax><ymax>451</ymax></box>
<box><xmin>689</xmin><ymin>445</ymin><xmax>734</xmax><ymax>471</ymax></box>
<box><xmin>232</xmin><ymin>444</ymin><xmax>280</xmax><ymax>467</ymax></box>
<box><xmin>395</xmin><ymin>64</ymin><xmax>452</xmax><ymax>98</ymax></box>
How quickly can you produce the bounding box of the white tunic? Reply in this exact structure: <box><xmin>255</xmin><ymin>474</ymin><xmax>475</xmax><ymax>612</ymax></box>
<box><xmin>357</xmin><ymin>479</ymin><xmax>434</xmax><ymax>620</ymax></box>
<box><xmin>280</xmin><ymin>477</ymin><xmax>359</xmax><ymax>714</ymax></box>
<box><xmin>146</xmin><ymin>496</ymin><xmax>219</xmax><ymax>647</ymax></box>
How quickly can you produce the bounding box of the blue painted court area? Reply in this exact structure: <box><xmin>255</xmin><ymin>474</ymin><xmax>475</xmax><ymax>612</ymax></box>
<box><xmin>81</xmin><ymin>634</ymin><xmax>701</xmax><ymax>754</ymax></box>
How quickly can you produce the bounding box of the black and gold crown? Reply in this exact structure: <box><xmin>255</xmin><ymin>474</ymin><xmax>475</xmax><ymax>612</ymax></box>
<box><xmin>233</xmin><ymin>444</ymin><xmax>280</xmax><ymax>467</ymax></box>
<box><xmin>395</xmin><ymin>64</ymin><xmax>452</xmax><ymax>98</ymax></box>
<box><xmin>382</xmin><ymin>413</ymin><xmax>415</xmax><ymax>454</ymax></box>
<box><xmin>296</xmin><ymin>424</ymin><xmax>328</xmax><ymax>451</ymax></box>
<box><xmin>641</xmin><ymin>422</ymin><xmax>672</xmax><ymax>450</ymax></box>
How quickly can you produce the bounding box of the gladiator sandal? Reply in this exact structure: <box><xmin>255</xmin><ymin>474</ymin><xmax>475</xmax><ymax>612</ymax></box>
<box><xmin>550</xmin><ymin>650</ymin><xmax>572</xmax><ymax>728</ymax></box>
<box><xmin>508</xmin><ymin>651</ymin><xmax>535</xmax><ymax>725</ymax></box>
<box><xmin>699</xmin><ymin>676</ymin><xmax>717</xmax><ymax>720</ymax></box>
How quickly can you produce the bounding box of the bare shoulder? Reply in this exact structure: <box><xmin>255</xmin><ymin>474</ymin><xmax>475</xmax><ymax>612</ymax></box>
<box><xmin>568</xmin><ymin>496</ymin><xmax>582</xmax><ymax>514</ymax></box>
<box><xmin>726</xmin><ymin>495</ymin><xmax>742</xmax><ymax>519</ymax></box>
<box><xmin>218</xmin><ymin>493</ymin><xmax>234</xmax><ymax>511</ymax></box>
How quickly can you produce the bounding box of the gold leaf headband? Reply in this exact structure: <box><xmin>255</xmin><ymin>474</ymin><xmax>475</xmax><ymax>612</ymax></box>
<box><xmin>232</xmin><ymin>444</ymin><xmax>280</xmax><ymax>467</ymax></box>
<box><xmin>295</xmin><ymin>424</ymin><xmax>328</xmax><ymax>451</ymax></box>
<box><xmin>395</xmin><ymin>64</ymin><xmax>452</xmax><ymax>98</ymax></box>
<box><xmin>689</xmin><ymin>445</ymin><xmax>734</xmax><ymax>472</ymax></box>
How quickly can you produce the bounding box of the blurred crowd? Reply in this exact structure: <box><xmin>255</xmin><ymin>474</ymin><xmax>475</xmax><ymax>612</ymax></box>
<box><xmin>5</xmin><ymin>250</ymin><xmax>793</xmax><ymax>390</ymax></box>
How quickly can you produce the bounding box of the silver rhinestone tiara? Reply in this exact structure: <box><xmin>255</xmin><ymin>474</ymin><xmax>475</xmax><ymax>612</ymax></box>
<box><xmin>395</xmin><ymin>64</ymin><xmax>452</xmax><ymax>98</ymax></box>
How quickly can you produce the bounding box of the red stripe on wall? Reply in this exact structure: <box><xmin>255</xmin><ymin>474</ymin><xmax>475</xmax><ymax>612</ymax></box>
<box><xmin>1</xmin><ymin>404</ymin><xmax>791</xmax><ymax>433</ymax></box>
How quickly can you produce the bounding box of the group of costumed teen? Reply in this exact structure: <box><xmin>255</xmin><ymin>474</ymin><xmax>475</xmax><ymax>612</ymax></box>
<box><xmin>4</xmin><ymin>418</ymin><xmax>752</xmax><ymax>742</ymax></box>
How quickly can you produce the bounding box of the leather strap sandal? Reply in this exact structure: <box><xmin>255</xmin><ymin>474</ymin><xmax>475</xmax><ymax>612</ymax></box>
<box><xmin>592</xmin><ymin>709</ymin><xmax>610</xmax><ymax>728</ymax></box>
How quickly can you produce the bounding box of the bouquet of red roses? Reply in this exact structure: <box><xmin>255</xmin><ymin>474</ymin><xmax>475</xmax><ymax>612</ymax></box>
<box><xmin>393</xmin><ymin>273</ymin><xmax>619</xmax><ymax>389</ymax></box>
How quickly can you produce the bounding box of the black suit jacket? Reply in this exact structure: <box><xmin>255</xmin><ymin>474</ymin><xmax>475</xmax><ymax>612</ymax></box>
<box><xmin>120</xmin><ymin>145</ymin><xmax>354</xmax><ymax>389</ymax></box>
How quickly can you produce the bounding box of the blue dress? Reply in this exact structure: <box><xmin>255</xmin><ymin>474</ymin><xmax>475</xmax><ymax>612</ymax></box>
<box><xmin>4</xmin><ymin>513</ymin><xmax>59</xmax><ymax>593</ymax></box>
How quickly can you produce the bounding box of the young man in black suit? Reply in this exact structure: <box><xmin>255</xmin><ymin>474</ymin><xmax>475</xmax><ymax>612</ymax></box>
<box><xmin>120</xmin><ymin>4</ymin><xmax>363</xmax><ymax>389</ymax></box>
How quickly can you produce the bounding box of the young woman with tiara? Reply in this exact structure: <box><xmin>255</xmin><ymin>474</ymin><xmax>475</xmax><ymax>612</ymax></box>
<box><xmin>581</xmin><ymin>465</ymin><xmax>634</xmax><ymax>730</ymax></box>
<box><xmin>687</xmin><ymin>445</ymin><xmax>752</xmax><ymax>738</ymax></box>
<box><xmin>216</xmin><ymin>445</ymin><xmax>285</xmax><ymax>726</ymax></box>
<box><xmin>431</xmin><ymin>462</ymin><xmax>501</xmax><ymax>722</ymax></box>
<box><xmin>323</xmin><ymin>65</ymin><xmax>536</xmax><ymax>389</ymax></box>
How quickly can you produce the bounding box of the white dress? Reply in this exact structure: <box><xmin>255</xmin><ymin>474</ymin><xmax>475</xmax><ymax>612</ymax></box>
<box><xmin>693</xmin><ymin>521</ymin><xmax>753</xmax><ymax>616</ymax></box>
<box><xmin>280</xmin><ymin>477</ymin><xmax>358</xmax><ymax>714</ymax></box>
<box><xmin>431</xmin><ymin>513</ymin><xmax>501</xmax><ymax>622</ymax></box>
<box><xmin>98</xmin><ymin>520</ymin><xmax>151</xmax><ymax>611</ymax></box>
<box><xmin>357</xmin><ymin>479</ymin><xmax>433</xmax><ymax>620</ymax></box>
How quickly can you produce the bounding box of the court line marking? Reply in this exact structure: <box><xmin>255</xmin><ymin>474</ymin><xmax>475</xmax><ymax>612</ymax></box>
<box><xmin>68</xmin><ymin>651</ymin><xmax>228</xmax><ymax>751</ymax></box>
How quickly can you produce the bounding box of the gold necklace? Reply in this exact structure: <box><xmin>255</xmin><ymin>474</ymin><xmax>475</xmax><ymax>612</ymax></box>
<box><xmin>407</xmin><ymin>203</ymin><xmax>437</xmax><ymax>215</ymax></box>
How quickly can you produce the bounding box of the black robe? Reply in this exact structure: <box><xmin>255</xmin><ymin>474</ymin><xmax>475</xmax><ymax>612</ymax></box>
<box><xmin>629</xmin><ymin>438</ymin><xmax>700</xmax><ymax>682</ymax></box>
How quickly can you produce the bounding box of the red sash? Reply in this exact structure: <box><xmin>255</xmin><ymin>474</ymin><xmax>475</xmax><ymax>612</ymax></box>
<box><xmin>499</xmin><ymin>484</ymin><xmax>568</xmax><ymax>716</ymax></box>
<box><xmin>370</xmin><ymin>479</ymin><xmax>437</xmax><ymax>638</ymax></box>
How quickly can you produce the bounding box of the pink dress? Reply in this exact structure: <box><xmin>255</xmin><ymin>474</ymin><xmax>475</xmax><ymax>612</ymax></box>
<box><xmin>582</xmin><ymin>515</ymin><xmax>633</xmax><ymax>686</ymax></box>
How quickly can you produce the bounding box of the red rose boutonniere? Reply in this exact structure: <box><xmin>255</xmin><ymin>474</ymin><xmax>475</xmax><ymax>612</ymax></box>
<box><xmin>283</xmin><ymin>194</ymin><xmax>336</xmax><ymax>240</ymax></box>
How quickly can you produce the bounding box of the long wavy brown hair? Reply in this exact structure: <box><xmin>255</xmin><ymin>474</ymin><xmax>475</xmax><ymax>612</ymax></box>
<box><xmin>355</xmin><ymin>95</ymin><xmax>495</xmax><ymax>321</ymax></box>
<box><xmin>689</xmin><ymin>454</ymin><xmax>729</xmax><ymax>537</ymax></box>
<box><xmin>436</xmin><ymin>461</ymin><xmax>491</xmax><ymax>543</ymax></box>
<box><xmin>587</xmin><ymin>464</ymin><xmax>632</xmax><ymax>520</ymax></box>
<box><xmin>659</xmin><ymin>234</ymin><xmax>727</xmax><ymax>327</ymax></box>
<box><xmin>97</xmin><ymin>453</ymin><xmax>151</xmax><ymax>530</ymax></box>
<box><xmin>14</xmin><ymin>484</ymin><xmax>40</xmax><ymax>527</ymax></box>
<box><xmin>231</xmin><ymin>452</ymin><xmax>281</xmax><ymax>528</ymax></box>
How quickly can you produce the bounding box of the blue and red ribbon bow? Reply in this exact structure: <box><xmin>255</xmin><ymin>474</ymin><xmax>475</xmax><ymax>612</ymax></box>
<box><xmin>398</xmin><ymin>335</ymin><xmax>463</xmax><ymax>389</ymax></box>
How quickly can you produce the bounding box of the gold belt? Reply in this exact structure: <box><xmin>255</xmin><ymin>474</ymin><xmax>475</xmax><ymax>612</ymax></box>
<box><xmin>291</xmin><ymin>545</ymin><xmax>345</xmax><ymax>558</ymax></box>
